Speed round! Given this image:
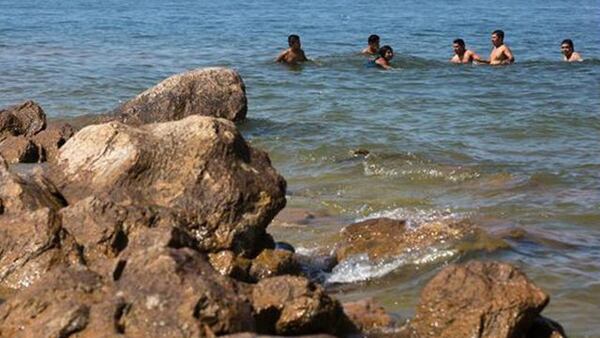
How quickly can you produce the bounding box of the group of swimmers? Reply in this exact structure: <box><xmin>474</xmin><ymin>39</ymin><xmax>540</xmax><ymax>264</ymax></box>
<box><xmin>276</xmin><ymin>31</ymin><xmax>584</xmax><ymax>69</ymax></box>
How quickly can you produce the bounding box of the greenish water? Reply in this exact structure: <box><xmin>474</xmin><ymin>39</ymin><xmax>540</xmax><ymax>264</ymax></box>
<box><xmin>1</xmin><ymin>0</ymin><xmax>599</xmax><ymax>336</ymax></box>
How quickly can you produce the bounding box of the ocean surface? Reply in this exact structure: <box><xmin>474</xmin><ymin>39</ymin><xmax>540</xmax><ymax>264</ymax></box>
<box><xmin>1</xmin><ymin>0</ymin><xmax>599</xmax><ymax>336</ymax></box>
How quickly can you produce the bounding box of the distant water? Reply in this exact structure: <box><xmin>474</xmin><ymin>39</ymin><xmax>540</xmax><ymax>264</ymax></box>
<box><xmin>1</xmin><ymin>0</ymin><xmax>599</xmax><ymax>336</ymax></box>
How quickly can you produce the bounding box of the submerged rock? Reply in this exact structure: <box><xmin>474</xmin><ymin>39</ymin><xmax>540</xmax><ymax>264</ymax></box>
<box><xmin>335</xmin><ymin>217</ymin><xmax>506</xmax><ymax>264</ymax></box>
<box><xmin>55</xmin><ymin>115</ymin><xmax>286</xmax><ymax>256</ymax></box>
<box><xmin>111</xmin><ymin>67</ymin><xmax>247</xmax><ymax>125</ymax></box>
<box><xmin>408</xmin><ymin>261</ymin><xmax>552</xmax><ymax>338</ymax></box>
<box><xmin>0</xmin><ymin>100</ymin><xmax>46</xmax><ymax>140</ymax></box>
<box><xmin>342</xmin><ymin>298</ymin><xmax>397</xmax><ymax>334</ymax></box>
<box><xmin>251</xmin><ymin>276</ymin><xmax>347</xmax><ymax>336</ymax></box>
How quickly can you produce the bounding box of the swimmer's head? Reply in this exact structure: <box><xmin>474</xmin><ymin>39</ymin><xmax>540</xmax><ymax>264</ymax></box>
<box><xmin>561</xmin><ymin>39</ymin><xmax>574</xmax><ymax>56</ymax></box>
<box><xmin>368</xmin><ymin>34</ymin><xmax>380</xmax><ymax>49</ymax></box>
<box><xmin>453</xmin><ymin>38</ymin><xmax>466</xmax><ymax>54</ymax></box>
<box><xmin>288</xmin><ymin>34</ymin><xmax>301</xmax><ymax>49</ymax></box>
<box><xmin>379</xmin><ymin>45</ymin><xmax>394</xmax><ymax>60</ymax></box>
<box><xmin>492</xmin><ymin>30</ymin><xmax>504</xmax><ymax>47</ymax></box>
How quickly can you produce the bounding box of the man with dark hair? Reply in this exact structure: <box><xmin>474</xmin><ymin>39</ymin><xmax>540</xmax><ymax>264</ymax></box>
<box><xmin>485</xmin><ymin>29</ymin><xmax>514</xmax><ymax>65</ymax></box>
<box><xmin>275</xmin><ymin>34</ymin><xmax>308</xmax><ymax>65</ymax></box>
<box><xmin>561</xmin><ymin>39</ymin><xmax>583</xmax><ymax>62</ymax></box>
<box><xmin>362</xmin><ymin>34</ymin><xmax>380</xmax><ymax>55</ymax></box>
<box><xmin>450</xmin><ymin>38</ymin><xmax>482</xmax><ymax>64</ymax></box>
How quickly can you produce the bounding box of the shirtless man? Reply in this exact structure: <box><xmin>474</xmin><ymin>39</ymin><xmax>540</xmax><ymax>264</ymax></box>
<box><xmin>362</xmin><ymin>34</ymin><xmax>380</xmax><ymax>56</ymax></box>
<box><xmin>450</xmin><ymin>38</ymin><xmax>482</xmax><ymax>63</ymax></box>
<box><xmin>484</xmin><ymin>30</ymin><xmax>514</xmax><ymax>65</ymax></box>
<box><xmin>275</xmin><ymin>34</ymin><xmax>308</xmax><ymax>65</ymax></box>
<box><xmin>561</xmin><ymin>39</ymin><xmax>583</xmax><ymax>62</ymax></box>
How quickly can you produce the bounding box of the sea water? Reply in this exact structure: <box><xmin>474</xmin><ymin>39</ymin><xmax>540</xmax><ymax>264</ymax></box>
<box><xmin>1</xmin><ymin>0</ymin><xmax>599</xmax><ymax>336</ymax></box>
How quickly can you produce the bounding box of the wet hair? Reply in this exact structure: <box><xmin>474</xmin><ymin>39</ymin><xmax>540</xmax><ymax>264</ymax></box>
<box><xmin>453</xmin><ymin>39</ymin><xmax>465</xmax><ymax>48</ymax></box>
<box><xmin>378</xmin><ymin>45</ymin><xmax>393</xmax><ymax>57</ymax></box>
<box><xmin>368</xmin><ymin>34</ymin><xmax>380</xmax><ymax>45</ymax></box>
<box><xmin>561</xmin><ymin>39</ymin><xmax>574</xmax><ymax>50</ymax></box>
<box><xmin>288</xmin><ymin>34</ymin><xmax>300</xmax><ymax>47</ymax></box>
<box><xmin>492</xmin><ymin>30</ymin><xmax>504</xmax><ymax>40</ymax></box>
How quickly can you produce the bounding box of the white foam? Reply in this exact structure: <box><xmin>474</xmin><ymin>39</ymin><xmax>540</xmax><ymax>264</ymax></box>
<box><xmin>325</xmin><ymin>248</ymin><xmax>457</xmax><ymax>284</ymax></box>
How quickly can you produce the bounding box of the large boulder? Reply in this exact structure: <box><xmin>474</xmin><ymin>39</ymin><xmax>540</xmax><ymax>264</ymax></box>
<box><xmin>251</xmin><ymin>276</ymin><xmax>346</xmax><ymax>335</ymax></box>
<box><xmin>409</xmin><ymin>261</ymin><xmax>550</xmax><ymax>338</ymax></box>
<box><xmin>55</xmin><ymin>115</ymin><xmax>286</xmax><ymax>256</ymax></box>
<box><xmin>111</xmin><ymin>67</ymin><xmax>247</xmax><ymax>124</ymax></box>
<box><xmin>0</xmin><ymin>100</ymin><xmax>46</xmax><ymax>140</ymax></box>
<box><xmin>335</xmin><ymin>217</ymin><xmax>506</xmax><ymax>263</ymax></box>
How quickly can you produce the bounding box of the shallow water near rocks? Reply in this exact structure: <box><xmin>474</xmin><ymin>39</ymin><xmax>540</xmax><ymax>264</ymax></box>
<box><xmin>1</xmin><ymin>0</ymin><xmax>599</xmax><ymax>336</ymax></box>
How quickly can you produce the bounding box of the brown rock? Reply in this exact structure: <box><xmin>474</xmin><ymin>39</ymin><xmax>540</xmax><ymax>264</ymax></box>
<box><xmin>55</xmin><ymin>115</ymin><xmax>286</xmax><ymax>256</ymax></box>
<box><xmin>31</xmin><ymin>122</ymin><xmax>74</xmax><ymax>162</ymax></box>
<box><xmin>60</xmin><ymin>195</ymin><xmax>196</xmax><ymax>276</ymax></box>
<box><xmin>0</xmin><ymin>159</ymin><xmax>80</xmax><ymax>290</ymax></box>
<box><xmin>249</xmin><ymin>249</ymin><xmax>302</xmax><ymax>281</ymax></box>
<box><xmin>111</xmin><ymin>67</ymin><xmax>247</xmax><ymax>124</ymax></box>
<box><xmin>342</xmin><ymin>298</ymin><xmax>395</xmax><ymax>333</ymax></box>
<box><xmin>115</xmin><ymin>246</ymin><xmax>256</xmax><ymax>337</ymax></box>
<box><xmin>0</xmin><ymin>208</ymin><xmax>82</xmax><ymax>290</ymax></box>
<box><xmin>0</xmin><ymin>266</ymin><xmax>119</xmax><ymax>338</ymax></box>
<box><xmin>335</xmin><ymin>217</ymin><xmax>506</xmax><ymax>263</ymax></box>
<box><xmin>252</xmin><ymin>276</ymin><xmax>345</xmax><ymax>335</ymax></box>
<box><xmin>0</xmin><ymin>156</ymin><xmax>66</xmax><ymax>215</ymax></box>
<box><xmin>0</xmin><ymin>135</ymin><xmax>40</xmax><ymax>163</ymax></box>
<box><xmin>0</xmin><ymin>100</ymin><xmax>46</xmax><ymax>139</ymax></box>
<box><xmin>209</xmin><ymin>250</ymin><xmax>253</xmax><ymax>282</ymax></box>
<box><xmin>409</xmin><ymin>261</ymin><xmax>550</xmax><ymax>338</ymax></box>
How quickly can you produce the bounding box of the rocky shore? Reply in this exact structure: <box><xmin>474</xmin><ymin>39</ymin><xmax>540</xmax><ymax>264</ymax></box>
<box><xmin>0</xmin><ymin>68</ymin><xmax>566</xmax><ymax>337</ymax></box>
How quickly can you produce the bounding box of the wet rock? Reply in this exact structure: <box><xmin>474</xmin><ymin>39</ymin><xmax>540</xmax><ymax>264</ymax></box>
<box><xmin>55</xmin><ymin>115</ymin><xmax>286</xmax><ymax>256</ymax></box>
<box><xmin>115</xmin><ymin>246</ymin><xmax>256</xmax><ymax>336</ymax></box>
<box><xmin>111</xmin><ymin>67</ymin><xmax>247</xmax><ymax>124</ymax></box>
<box><xmin>0</xmin><ymin>135</ymin><xmax>40</xmax><ymax>163</ymax></box>
<box><xmin>409</xmin><ymin>261</ymin><xmax>550</xmax><ymax>338</ymax></box>
<box><xmin>251</xmin><ymin>276</ymin><xmax>346</xmax><ymax>335</ymax></box>
<box><xmin>0</xmin><ymin>100</ymin><xmax>46</xmax><ymax>140</ymax></box>
<box><xmin>335</xmin><ymin>217</ymin><xmax>505</xmax><ymax>263</ymax></box>
<box><xmin>342</xmin><ymin>298</ymin><xmax>396</xmax><ymax>333</ymax></box>
<box><xmin>527</xmin><ymin>316</ymin><xmax>567</xmax><ymax>338</ymax></box>
<box><xmin>31</xmin><ymin>121</ymin><xmax>75</xmax><ymax>162</ymax></box>
<box><xmin>274</xmin><ymin>241</ymin><xmax>295</xmax><ymax>253</ymax></box>
<box><xmin>249</xmin><ymin>249</ymin><xmax>302</xmax><ymax>281</ymax></box>
<box><xmin>0</xmin><ymin>266</ymin><xmax>118</xmax><ymax>338</ymax></box>
<box><xmin>208</xmin><ymin>250</ymin><xmax>253</xmax><ymax>282</ymax></box>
